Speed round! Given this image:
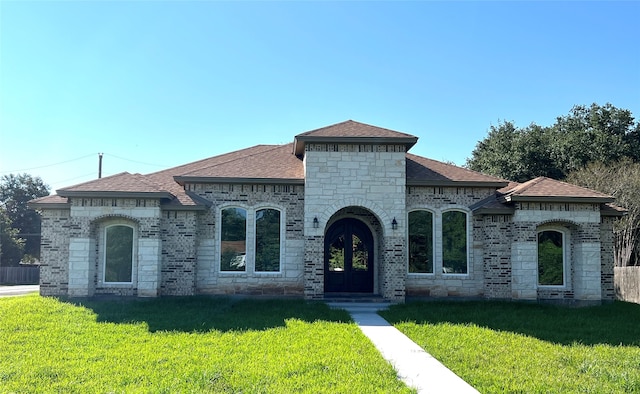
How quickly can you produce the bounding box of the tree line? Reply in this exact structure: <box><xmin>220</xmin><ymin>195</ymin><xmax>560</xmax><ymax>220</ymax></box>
<box><xmin>467</xmin><ymin>103</ymin><xmax>640</xmax><ymax>266</ymax></box>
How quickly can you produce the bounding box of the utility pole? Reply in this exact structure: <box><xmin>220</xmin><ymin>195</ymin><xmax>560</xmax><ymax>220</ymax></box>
<box><xmin>98</xmin><ymin>153</ymin><xmax>103</xmax><ymax>179</ymax></box>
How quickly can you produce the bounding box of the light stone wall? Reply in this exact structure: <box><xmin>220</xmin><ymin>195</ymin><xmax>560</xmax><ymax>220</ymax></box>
<box><xmin>38</xmin><ymin>199</ymin><xmax>162</xmax><ymax>297</ymax></box>
<box><xmin>303</xmin><ymin>144</ymin><xmax>407</xmax><ymax>301</ymax></box>
<box><xmin>189</xmin><ymin>183</ymin><xmax>306</xmax><ymax>296</ymax></box>
<box><xmin>513</xmin><ymin>203</ymin><xmax>604</xmax><ymax>301</ymax></box>
<box><xmin>405</xmin><ymin>187</ymin><xmax>495</xmax><ymax>298</ymax></box>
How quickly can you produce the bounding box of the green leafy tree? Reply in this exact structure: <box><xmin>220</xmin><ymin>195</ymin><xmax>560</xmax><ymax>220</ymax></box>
<box><xmin>467</xmin><ymin>103</ymin><xmax>638</xmax><ymax>182</ymax></box>
<box><xmin>0</xmin><ymin>208</ymin><xmax>24</xmax><ymax>266</ymax></box>
<box><xmin>0</xmin><ymin>174</ymin><xmax>50</xmax><ymax>259</ymax></box>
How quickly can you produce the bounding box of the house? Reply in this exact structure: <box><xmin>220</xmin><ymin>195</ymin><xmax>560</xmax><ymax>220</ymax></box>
<box><xmin>29</xmin><ymin>120</ymin><xmax>623</xmax><ymax>302</ymax></box>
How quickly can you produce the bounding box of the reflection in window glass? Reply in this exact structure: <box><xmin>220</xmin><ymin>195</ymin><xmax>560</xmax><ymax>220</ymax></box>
<box><xmin>408</xmin><ymin>210</ymin><xmax>433</xmax><ymax>273</ymax></box>
<box><xmin>105</xmin><ymin>225</ymin><xmax>133</xmax><ymax>283</ymax></box>
<box><xmin>442</xmin><ymin>211</ymin><xmax>467</xmax><ymax>274</ymax></box>
<box><xmin>255</xmin><ymin>209</ymin><xmax>280</xmax><ymax>272</ymax></box>
<box><xmin>329</xmin><ymin>236</ymin><xmax>345</xmax><ymax>271</ymax></box>
<box><xmin>352</xmin><ymin>234</ymin><xmax>369</xmax><ymax>271</ymax></box>
<box><xmin>538</xmin><ymin>230</ymin><xmax>564</xmax><ymax>286</ymax></box>
<box><xmin>221</xmin><ymin>208</ymin><xmax>247</xmax><ymax>271</ymax></box>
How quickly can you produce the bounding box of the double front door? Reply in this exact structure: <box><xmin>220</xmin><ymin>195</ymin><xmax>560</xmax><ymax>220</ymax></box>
<box><xmin>324</xmin><ymin>218</ymin><xmax>374</xmax><ymax>293</ymax></box>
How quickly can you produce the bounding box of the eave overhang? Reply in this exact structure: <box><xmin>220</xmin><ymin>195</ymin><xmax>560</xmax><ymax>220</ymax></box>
<box><xmin>500</xmin><ymin>195</ymin><xmax>615</xmax><ymax>204</ymax></box>
<box><xmin>57</xmin><ymin>190</ymin><xmax>175</xmax><ymax>200</ymax></box>
<box><xmin>27</xmin><ymin>201</ymin><xmax>71</xmax><ymax>210</ymax></box>
<box><xmin>174</xmin><ymin>176</ymin><xmax>305</xmax><ymax>186</ymax></box>
<box><xmin>407</xmin><ymin>180</ymin><xmax>510</xmax><ymax>188</ymax></box>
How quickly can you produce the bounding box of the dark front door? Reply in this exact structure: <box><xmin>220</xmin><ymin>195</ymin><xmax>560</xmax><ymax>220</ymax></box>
<box><xmin>324</xmin><ymin>218</ymin><xmax>374</xmax><ymax>293</ymax></box>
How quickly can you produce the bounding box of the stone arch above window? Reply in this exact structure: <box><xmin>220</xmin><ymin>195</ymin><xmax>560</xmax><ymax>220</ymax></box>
<box><xmin>408</xmin><ymin>209</ymin><xmax>435</xmax><ymax>274</ymax></box>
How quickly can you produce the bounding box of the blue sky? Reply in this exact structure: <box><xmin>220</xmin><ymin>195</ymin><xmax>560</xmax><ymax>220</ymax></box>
<box><xmin>1</xmin><ymin>1</ymin><xmax>638</xmax><ymax>193</ymax></box>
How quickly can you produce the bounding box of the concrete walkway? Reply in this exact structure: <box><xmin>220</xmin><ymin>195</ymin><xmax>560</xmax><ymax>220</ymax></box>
<box><xmin>328</xmin><ymin>302</ymin><xmax>478</xmax><ymax>394</ymax></box>
<box><xmin>0</xmin><ymin>285</ymin><xmax>39</xmax><ymax>297</ymax></box>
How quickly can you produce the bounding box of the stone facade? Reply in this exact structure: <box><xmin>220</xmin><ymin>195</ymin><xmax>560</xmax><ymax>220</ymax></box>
<box><xmin>303</xmin><ymin>144</ymin><xmax>407</xmax><ymax>302</ymax></box>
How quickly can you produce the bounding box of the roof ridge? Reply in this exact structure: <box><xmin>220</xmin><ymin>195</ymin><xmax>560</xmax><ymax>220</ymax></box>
<box><xmin>146</xmin><ymin>144</ymin><xmax>283</xmax><ymax>177</ymax></box>
<box><xmin>178</xmin><ymin>144</ymin><xmax>291</xmax><ymax>177</ymax></box>
<box><xmin>132</xmin><ymin>172</ymin><xmax>170</xmax><ymax>192</ymax></box>
<box><xmin>509</xmin><ymin>176</ymin><xmax>545</xmax><ymax>194</ymax></box>
<box><xmin>297</xmin><ymin>119</ymin><xmax>417</xmax><ymax>138</ymax></box>
<box><xmin>56</xmin><ymin>172</ymin><xmax>131</xmax><ymax>192</ymax></box>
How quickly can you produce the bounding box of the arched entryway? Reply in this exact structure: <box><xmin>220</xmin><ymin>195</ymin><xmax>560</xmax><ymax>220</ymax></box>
<box><xmin>324</xmin><ymin>218</ymin><xmax>374</xmax><ymax>293</ymax></box>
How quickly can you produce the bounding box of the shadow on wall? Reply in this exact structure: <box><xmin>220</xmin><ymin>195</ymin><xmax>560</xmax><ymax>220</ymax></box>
<box><xmin>65</xmin><ymin>296</ymin><xmax>352</xmax><ymax>333</ymax></box>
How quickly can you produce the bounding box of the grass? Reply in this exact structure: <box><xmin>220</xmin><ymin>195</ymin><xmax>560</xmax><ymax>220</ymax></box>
<box><xmin>380</xmin><ymin>300</ymin><xmax>640</xmax><ymax>393</ymax></box>
<box><xmin>0</xmin><ymin>295</ymin><xmax>413</xmax><ymax>393</ymax></box>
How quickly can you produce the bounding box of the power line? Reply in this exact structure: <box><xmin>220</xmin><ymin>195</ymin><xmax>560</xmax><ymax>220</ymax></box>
<box><xmin>0</xmin><ymin>153</ymin><xmax>97</xmax><ymax>174</ymax></box>
<box><xmin>103</xmin><ymin>153</ymin><xmax>167</xmax><ymax>168</ymax></box>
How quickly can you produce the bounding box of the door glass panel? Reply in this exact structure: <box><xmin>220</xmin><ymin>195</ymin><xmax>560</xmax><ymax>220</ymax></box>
<box><xmin>352</xmin><ymin>234</ymin><xmax>369</xmax><ymax>271</ymax></box>
<box><xmin>329</xmin><ymin>236</ymin><xmax>345</xmax><ymax>271</ymax></box>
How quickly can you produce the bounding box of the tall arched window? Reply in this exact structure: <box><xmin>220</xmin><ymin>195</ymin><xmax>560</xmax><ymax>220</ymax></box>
<box><xmin>537</xmin><ymin>230</ymin><xmax>565</xmax><ymax>286</ymax></box>
<box><xmin>255</xmin><ymin>208</ymin><xmax>281</xmax><ymax>272</ymax></box>
<box><xmin>408</xmin><ymin>210</ymin><xmax>434</xmax><ymax>274</ymax></box>
<box><xmin>104</xmin><ymin>224</ymin><xmax>134</xmax><ymax>283</ymax></box>
<box><xmin>220</xmin><ymin>207</ymin><xmax>247</xmax><ymax>272</ymax></box>
<box><xmin>442</xmin><ymin>210</ymin><xmax>468</xmax><ymax>274</ymax></box>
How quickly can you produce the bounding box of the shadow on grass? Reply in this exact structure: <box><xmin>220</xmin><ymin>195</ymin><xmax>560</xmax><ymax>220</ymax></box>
<box><xmin>66</xmin><ymin>296</ymin><xmax>352</xmax><ymax>333</ymax></box>
<box><xmin>380</xmin><ymin>300</ymin><xmax>640</xmax><ymax>347</ymax></box>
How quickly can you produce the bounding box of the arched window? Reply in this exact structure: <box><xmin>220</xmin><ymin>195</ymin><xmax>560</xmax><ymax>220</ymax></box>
<box><xmin>442</xmin><ymin>210</ymin><xmax>468</xmax><ymax>274</ymax></box>
<box><xmin>537</xmin><ymin>230</ymin><xmax>565</xmax><ymax>286</ymax></box>
<box><xmin>220</xmin><ymin>207</ymin><xmax>247</xmax><ymax>272</ymax></box>
<box><xmin>408</xmin><ymin>210</ymin><xmax>434</xmax><ymax>274</ymax></box>
<box><xmin>255</xmin><ymin>208</ymin><xmax>281</xmax><ymax>272</ymax></box>
<box><xmin>104</xmin><ymin>224</ymin><xmax>134</xmax><ymax>283</ymax></box>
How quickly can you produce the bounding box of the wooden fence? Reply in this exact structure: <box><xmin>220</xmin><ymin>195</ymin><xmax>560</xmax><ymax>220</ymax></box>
<box><xmin>0</xmin><ymin>266</ymin><xmax>40</xmax><ymax>285</ymax></box>
<box><xmin>614</xmin><ymin>266</ymin><xmax>640</xmax><ymax>304</ymax></box>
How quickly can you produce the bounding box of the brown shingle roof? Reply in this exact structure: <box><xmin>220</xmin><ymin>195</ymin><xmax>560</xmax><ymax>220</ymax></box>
<box><xmin>28</xmin><ymin>194</ymin><xmax>69</xmax><ymax>209</ymax></box>
<box><xmin>499</xmin><ymin>177</ymin><xmax>614</xmax><ymax>202</ymax></box>
<box><xmin>293</xmin><ymin>120</ymin><xmax>418</xmax><ymax>155</ymax></box>
<box><xmin>297</xmin><ymin>120</ymin><xmax>417</xmax><ymax>139</ymax></box>
<box><xmin>28</xmin><ymin>123</ymin><xmax>618</xmax><ymax>212</ymax></box>
<box><xmin>406</xmin><ymin>154</ymin><xmax>509</xmax><ymax>187</ymax></box>
<box><xmin>56</xmin><ymin>172</ymin><xmax>174</xmax><ymax>198</ymax></box>
<box><xmin>174</xmin><ymin>144</ymin><xmax>303</xmax><ymax>182</ymax></box>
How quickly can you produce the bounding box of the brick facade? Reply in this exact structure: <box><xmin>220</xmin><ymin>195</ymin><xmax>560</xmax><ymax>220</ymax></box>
<box><xmin>32</xmin><ymin>125</ymin><xmax>620</xmax><ymax>303</ymax></box>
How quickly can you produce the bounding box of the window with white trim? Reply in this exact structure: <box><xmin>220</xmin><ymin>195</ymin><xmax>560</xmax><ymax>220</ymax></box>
<box><xmin>218</xmin><ymin>206</ymin><xmax>284</xmax><ymax>273</ymax></box>
<box><xmin>408</xmin><ymin>210</ymin><xmax>434</xmax><ymax>274</ymax></box>
<box><xmin>537</xmin><ymin>229</ymin><xmax>566</xmax><ymax>286</ymax></box>
<box><xmin>255</xmin><ymin>208</ymin><xmax>281</xmax><ymax>272</ymax></box>
<box><xmin>104</xmin><ymin>224</ymin><xmax>134</xmax><ymax>283</ymax></box>
<box><xmin>442</xmin><ymin>210</ymin><xmax>468</xmax><ymax>274</ymax></box>
<box><xmin>220</xmin><ymin>207</ymin><xmax>247</xmax><ymax>272</ymax></box>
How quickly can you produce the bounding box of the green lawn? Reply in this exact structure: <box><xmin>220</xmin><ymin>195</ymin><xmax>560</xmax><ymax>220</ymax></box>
<box><xmin>0</xmin><ymin>295</ymin><xmax>413</xmax><ymax>393</ymax></box>
<box><xmin>380</xmin><ymin>300</ymin><xmax>640</xmax><ymax>393</ymax></box>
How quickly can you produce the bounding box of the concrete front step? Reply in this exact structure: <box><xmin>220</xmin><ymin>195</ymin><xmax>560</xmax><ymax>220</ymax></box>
<box><xmin>325</xmin><ymin>301</ymin><xmax>391</xmax><ymax>313</ymax></box>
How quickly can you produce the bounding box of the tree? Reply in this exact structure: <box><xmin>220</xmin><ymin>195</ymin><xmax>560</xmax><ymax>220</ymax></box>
<box><xmin>0</xmin><ymin>174</ymin><xmax>50</xmax><ymax>259</ymax></box>
<box><xmin>466</xmin><ymin>103</ymin><xmax>638</xmax><ymax>182</ymax></box>
<box><xmin>0</xmin><ymin>208</ymin><xmax>24</xmax><ymax>266</ymax></box>
<box><xmin>567</xmin><ymin>160</ymin><xmax>640</xmax><ymax>267</ymax></box>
